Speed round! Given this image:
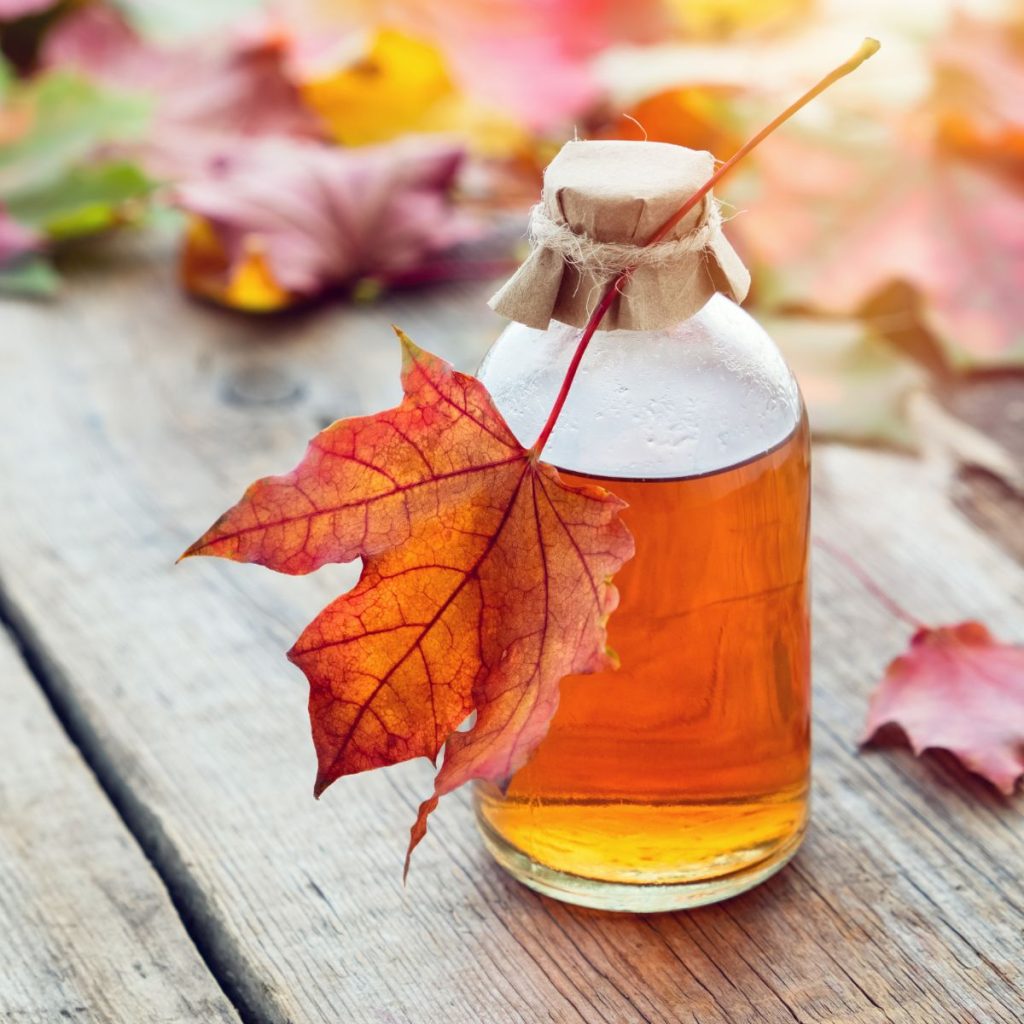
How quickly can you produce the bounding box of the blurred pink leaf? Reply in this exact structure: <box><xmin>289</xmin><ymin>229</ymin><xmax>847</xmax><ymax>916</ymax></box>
<box><xmin>0</xmin><ymin>204</ymin><xmax>40</xmax><ymax>263</ymax></box>
<box><xmin>0</xmin><ymin>0</ymin><xmax>54</xmax><ymax>17</ymax></box>
<box><xmin>731</xmin><ymin>13</ymin><xmax>1024</xmax><ymax>369</ymax></box>
<box><xmin>41</xmin><ymin>5</ymin><xmax>322</xmax><ymax>179</ymax></box>
<box><xmin>932</xmin><ymin>12</ymin><xmax>1024</xmax><ymax>169</ymax></box>
<box><xmin>176</xmin><ymin>136</ymin><xmax>478</xmax><ymax>308</ymax></box>
<box><xmin>443</xmin><ymin>32</ymin><xmax>599</xmax><ymax>132</ymax></box>
<box><xmin>863</xmin><ymin>622</ymin><xmax>1024</xmax><ymax>795</ymax></box>
<box><xmin>734</xmin><ymin>133</ymin><xmax>1024</xmax><ymax>369</ymax></box>
<box><xmin>0</xmin><ymin>205</ymin><xmax>56</xmax><ymax>296</ymax></box>
<box><xmin>364</xmin><ymin>0</ymin><xmax>667</xmax><ymax>131</ymax></box>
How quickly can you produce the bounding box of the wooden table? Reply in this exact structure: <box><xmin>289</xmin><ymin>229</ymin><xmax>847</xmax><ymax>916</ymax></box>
<box><xmin>2</xmin><ymin>235</ymin><xmax>1022</xmax><ymax>1024</ymax></box>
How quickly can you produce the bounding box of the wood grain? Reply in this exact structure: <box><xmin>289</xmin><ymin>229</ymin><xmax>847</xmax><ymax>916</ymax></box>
<box><xmin>0</xmin><ymin>623</ymin><xmax>241</xmax><ymax>1023</ymax></box>
<box><xmin>0</xmin><ymin>234</ymin><xmax>1021</xmax><ymax>1023</ymax></box>
<box><xmin>944</xmin><ymin>374</ymin><xmax>1024</xmax><ymax>562</ymax></box>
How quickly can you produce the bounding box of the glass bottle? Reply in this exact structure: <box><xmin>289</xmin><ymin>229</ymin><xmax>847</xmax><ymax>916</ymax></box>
<box><xmin>474</xmin><ymin>139</ymin><xmax>811</xmax><ymax>911</ymax></box>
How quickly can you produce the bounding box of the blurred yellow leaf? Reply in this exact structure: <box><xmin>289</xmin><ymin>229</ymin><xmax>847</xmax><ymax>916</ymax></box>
<box><xmin>181</xmin><ymin>215</ymin><xmax>291</xmax><ymax>312</ymax></box>
<box><xmin>416</xmin><ymin>95</ymin><xmax>528</xmax><ymax>159</ymax></box>
<box><xmin>301</xmin><ymin>28</ymin><xmax>453</xmax><ymax>146</ymax></box>
<box><xmin>225</xmin><ymin>242</ymin><xmax>292</xmax><ymax>312</ymax></box>
<box><xmin>664</xmin><ymin>0</ymin><xmax>813</xmax><ymax>38</ymax></box>
<box><xmin>300</xmin><ymin>27</ymin><xmax>527</xmax><ymax>156</ymax></box>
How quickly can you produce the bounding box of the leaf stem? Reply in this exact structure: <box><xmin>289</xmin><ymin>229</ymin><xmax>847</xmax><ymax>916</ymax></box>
<box><xmin>529</xmin><ymin>37</ymin><xmax>880</xmax><ymax>457</ymax></box>
<box><xmin>814</xmin><ymin>537</ymin><xmax>927</xmax><ymax>631</ymax></box>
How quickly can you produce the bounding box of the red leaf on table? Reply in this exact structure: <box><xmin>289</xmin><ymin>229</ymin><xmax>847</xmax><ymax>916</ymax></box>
<box><xmin>183</xmin><ymin>334</ymin><xmax>633</xmax><ymax>866</ymax></box>
<box><xmin>175</xmin><ymin>136</ymin><xmax>477</xmax><ymax>308</ymax></box>
<box><xmin>863</xmin><ymin>622</ymin><xmax>1024</xmax><ymax>795</ymax></box>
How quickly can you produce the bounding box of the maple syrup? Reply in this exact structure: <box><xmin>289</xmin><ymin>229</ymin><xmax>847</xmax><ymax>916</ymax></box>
<box><xmin>476</xmin><ymin>294</ymin><xmax>811</xmax><ymax>910</ymax></box>
<box><xmin>475</xmin><ymin>420</ymin><xmax>810</xmax><ymax>907</ymax></box>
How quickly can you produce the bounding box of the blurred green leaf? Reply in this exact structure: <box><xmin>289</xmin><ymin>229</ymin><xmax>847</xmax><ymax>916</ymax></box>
<box><xmin>0</xmin><ymin>254</ymin><xmax>59</xmax><ymax>296</ymax></box>
<box><xmin>0</xmin><ymin>71</ymin><xmax>151</xmax><ymax>197</ymax></box>
<box><xmin>0</xmin><ymin>70</ymin><xmax>153</xmax><ymax>276</ymax></box>
<box><xmin>0</xmin><ymin>57</ymin><xmax>12</xmax><ymax>101</ymax></box>
<box><xmin>6</xmin><ymin>161</ymin><xmax>151</xmax><ymax>238</ymax></box>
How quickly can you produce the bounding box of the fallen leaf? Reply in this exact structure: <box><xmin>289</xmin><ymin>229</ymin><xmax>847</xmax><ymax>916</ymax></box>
<box><xmin>729</xmin><ymin>12</ymin><xmax>1024</xmax><ymax>369</ymax></box>
<box><xmin>0</xmin><ymin>0</ymin><xmax>54</xmax><ymax>18</ymax></box>
<box><xmin>863</xmin><ymin>622</ymin><xmax>1024</xmax><ymax>795</ymax></box>
<box><xmin>116</xmin><ymin>0</ymin><xmax>266</xmax><ymax>43</ymax></box>
<box><xmin>663</xmin><ymin>0</ymin><xmax>813</xmax><ymax>38</ymax></box>
<box><xmin>0</xmin><ymin>252</ymin><xmax>58</xmax><ymax>295</ymax></box>
<box><xmin>5</xmin><ymin>161</ymin><xmax>150</xmax><ymax>240</ymax></box>
<box><xmin>184</xmin><ymin>334</ymin><xmax>633</xmax><ymax>865</ymax></box>
<box><xmin>299</xmin><ymin>27</ymin><xmax>528</xmax><ymax>157</ymax></box>
<box><xmin>0</xmin><ymin>201</ymin><xmax>40</xmax><ymax>262</ymax></box>
<box><xmin>766</xmin><ymin>316</ymin><xmax>1024</xmax><ymax>490</ymax></box>
<box><xmin>765</xmin><ymin>316</ymin><xmax>926</xmax><ymax>450</ymax></box>
<box><xmin>733</xmin><ymin>127</ymin><xmax>1024</xmax><ymax>369</ymax></box>
<box><xmin>931</xmin><ymin>12</ymin><xmax>1024</xmax><ymax>170</ymax></box>
<box><xmin>0</xmin><ymin>70</ymin><xmax>150</xmax><ymax>197</ymax></box>
<box><xmin>176</xmin><ymin>135</ymin><xmax>478</xmax><ymax>309</ymax></box>
<box><xmin>340</xmin><ymin>0</ymin><xmax>665</xmax><ymax>133</ymax></box>
<box><xmin>364</xmin><ymin>0</ymin><xmax>666</xmax><ymax>64</ymax></box>
<box><xmin>180</xmin><ymin>214</ymin><xmax>290</xmax><ymax>312</ymax></box>
<box><xmin>0</xmin><ymin>201</ymin><xmax>55</xmax><ymax>295</ymax></box>
<box><xmin>592</xmin><ymin>21</ymin><xmax>925</xmax><ymax>114</ymax></box>
<box><xmin>904</xmin><ymin>391</ymin><xmax>1024</xmax><ymax>496</ymax></box>
<box><xmin>41</xmin><ymin>4</ymin><xmax>322</xmax><ymax>179</ymax></box>
<box><xmin>0</xmin><ymin>71</ymin><xmax>151</xmax><ymax>282</ymax></box>
<box><xmin>300</xmin><ymin>28</ymin><xmax>455</xmax><ymax>147</ymax></box>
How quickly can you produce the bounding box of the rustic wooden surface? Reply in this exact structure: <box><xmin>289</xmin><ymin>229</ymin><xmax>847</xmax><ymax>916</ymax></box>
<box><xmin>0</xmin><ymin>234</ymin><xmax>1022</xmax><ymax>1024</ymax></box>
<box><xmin>0</xmin><ymin>610</ymin><xmax>240</xmax><ymax>1023</ymax></box>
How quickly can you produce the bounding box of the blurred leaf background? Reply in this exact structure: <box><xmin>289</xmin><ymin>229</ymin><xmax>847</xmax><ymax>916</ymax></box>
<box><xmin>1</xmin><ymin>0</ymin><xmax>1021</xmax><ymax>453</ymax></box>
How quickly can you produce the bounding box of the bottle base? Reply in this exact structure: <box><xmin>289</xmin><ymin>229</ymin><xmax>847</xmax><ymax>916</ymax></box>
<box><xmin>478</xmin><ymin>817</ymin><xmax>806</xmax><ymax>913</ymax></box>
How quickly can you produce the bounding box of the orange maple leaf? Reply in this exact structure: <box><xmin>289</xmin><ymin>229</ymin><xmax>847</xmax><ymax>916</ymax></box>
<box><xmin>863</xmin><ymin>622</ymin><xmax>1024</xmax><ymax>795</ymax></box>
<box><xmin>183</xmin><ymin>332</ymin><xmax>634</xmax><ymax>867</ymax></box>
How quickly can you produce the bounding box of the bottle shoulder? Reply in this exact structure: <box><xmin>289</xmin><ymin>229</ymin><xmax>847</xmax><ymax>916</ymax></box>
<box><xmin>478</xmin><ymin>294</ymin><xmax>803</xmax><ymax>479</ymax></box>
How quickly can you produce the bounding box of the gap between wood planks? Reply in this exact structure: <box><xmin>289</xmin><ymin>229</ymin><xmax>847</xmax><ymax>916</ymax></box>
<box><xmin>0</xmin><ymin>576</ymin><xmax>261</xmax><ymax>1024</ymax></box>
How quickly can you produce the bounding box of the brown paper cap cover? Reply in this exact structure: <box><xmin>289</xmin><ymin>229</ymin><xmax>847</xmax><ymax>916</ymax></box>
<box><xmin>489</xmin><ymin>140</ymin><xmax>750</xmax><ymax>331</ymax></box>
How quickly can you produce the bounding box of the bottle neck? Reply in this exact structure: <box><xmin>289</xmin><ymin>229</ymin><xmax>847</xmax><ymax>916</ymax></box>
<box><xmin>479</xmin><ymin>295</ymin><xmax>802</xmax><ymax>480</ymax></box>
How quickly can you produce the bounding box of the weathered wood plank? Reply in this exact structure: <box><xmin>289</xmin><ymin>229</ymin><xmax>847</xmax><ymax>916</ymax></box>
<box><xmin>0</xmin><ymin>626</ymin><xmax>241</xmax><ymax>1023</ymax></box>
<box><xmin>0</xmin><ymin>235</ymin><xmax>1021</xmax><ymax>1024</ymax></box>
<box><xmin>945</xmin><ymin>375</ymin><xmax>1024</xmax><ymax>562</ymax></box>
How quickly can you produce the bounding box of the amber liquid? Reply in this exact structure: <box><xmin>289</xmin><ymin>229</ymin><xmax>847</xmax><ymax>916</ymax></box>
<box><xmin>476</xmin><ymin>419</ymin><xmax>811</xmax><ymax>893</ymax></box>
